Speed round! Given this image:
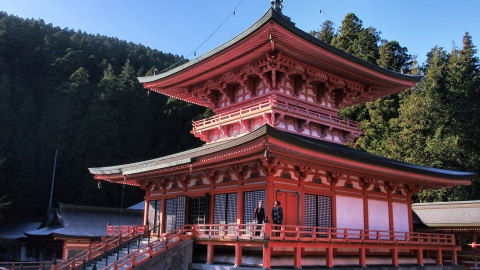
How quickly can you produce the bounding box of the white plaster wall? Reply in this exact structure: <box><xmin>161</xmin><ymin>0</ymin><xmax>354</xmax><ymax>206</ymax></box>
<box><xmin>336</xmin><ymin>195</ymin><xmax>363</xmax><ymax>238</ymax></box>
<box><xmin>393</xmin><ymin>202</ymin><xmax>409</xmax><ymax>239</ymax></box>
<box><xmin>368</xmin><ymin>199</ymin><xmax>389</xmax><ymax>239</ymax></box>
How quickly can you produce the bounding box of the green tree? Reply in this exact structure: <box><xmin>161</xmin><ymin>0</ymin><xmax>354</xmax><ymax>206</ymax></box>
<box><xmin>377</xmin><ymin>40</ymin><xmax>412</xmax><ymax>72</ymax></box>
<box><xmin>311</xmin><ymin>20</ymin><xmax>335</xmax><ymax>44</ymax></box>
<box><xmin>331</xmin><ymin>13</ymin><xmax>363</xmax><ymax>54</ymax></box>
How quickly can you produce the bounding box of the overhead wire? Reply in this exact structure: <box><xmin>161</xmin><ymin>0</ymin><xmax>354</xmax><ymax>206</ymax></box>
<box><xmin>159</xmin><ymin>0</ymin><xmax>243</xmax><ymax>73</ymax></box>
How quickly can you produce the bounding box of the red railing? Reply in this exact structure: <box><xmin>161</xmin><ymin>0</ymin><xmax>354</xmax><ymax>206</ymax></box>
<box><xmin>192</xmin><ymin>97</ymin><xmax>360</xmax><ymax>132</ymax></box>
<box><xmin>25</xmin><ymin>223</ymin><xmax>454</xmax><ymax>270</ymax></box>
<box><xmin>100</xmin><ymin>225</ymin><xmax>194</xmax><ymax>270</ymax></box>
<box><xmin>195</xmin><ymin>223</ymin><xmax>455</xmax><ymax>246</ymax></box>
<box><xmin>56</xmin><ymin>225</ymin><xmax>147</xmax><ymax>270</ymax></box>
<box><xmin>192</xmin><ymin>100</ymin><xmax>273</xmax><ymax>130</ymax></box>
<box><xmin>273</xmin><ymin>99</ymin><xmax>360</xmax><ymax>129</ymax></box>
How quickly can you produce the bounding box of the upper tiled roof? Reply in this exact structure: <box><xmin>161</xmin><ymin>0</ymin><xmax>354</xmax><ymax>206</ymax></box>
<box><xmin>139</xmin><ymin>8</ymin><xmax>421</xmax><ymax>85</ymax></box>
<box><xmin>412</xmin><ymin>200</ymin><xmax>480</xmax><ymax>228</ymax></box>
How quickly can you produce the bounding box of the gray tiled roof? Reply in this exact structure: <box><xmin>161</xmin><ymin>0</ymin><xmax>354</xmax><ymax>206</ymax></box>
<box><xmin>0</xmin><ymin>219</ymin><xmax>42</xmax><ymax>240</ymax></box>
<box><xmin>89</xmin><ymin>124</ymin><xmax>476</xmax><ymax>182</ymax></box>
<box><xmin>138</xmin><ymin>8</ymin><xmax>421</xmax><ymax>84</ymax></box>
<box><xmin>412</xmin><ymin>200</ymin><xmax>480</xmax><ymax>227</ymax></box>
<box><xmin>25</xmin><ymin>203</ymin><xmax>143</xmax><ymax>239</ymax></box>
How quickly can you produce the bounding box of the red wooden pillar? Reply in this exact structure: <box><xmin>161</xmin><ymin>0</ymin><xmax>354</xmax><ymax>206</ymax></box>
<box><xmin>417</xmin><ymin>248</ymin><xmax>424</xmax><ymax>266</ymax></box>
<box><xmin>388</xmin><ymin>196</ymin><xmax>394</xmax><ymax>239</ymax></box>
<box><xmin>294</xmin><ymin>244</ymin><xmax>302</xmax><ymax>269</ymax></box>
<box><xmin>207</xmin><ymin>242</ymin><xmax>214</xmax><ymax>264</ymax></box>
<box><xmin>391</xmin><ymin>246</ymin><xmax>399</xmax><ymax>267</ymax></box>
<box><xmin>50</xmin><ymin>259</ymin><xmax>58</xmax><ymax>270</ymax></box>
<box><xmin>62</xmin><ymin>244</ymin><xmax>68</xmax><ymax>260</ymax></box>
<box><xmin>238</xmin><ymin>190</ymin><xmax>244</xmax><ymax>224</ymax></box>
<box><xmin>143</xmin><ymin>200</ymin><xmax>149</xmax><ymax>226</ymax></box>
<box><xmin>264</xmin><ymin>223</ymin><xmax>271</xmax><ymax>240</ymax></box>
<box><xmin>160</xmin><ymin>197</ymin><xmax>166</xmax><ymax>235</ymax></box>
<box><xmin>331</xmin><ymin>195</ymin><xmax>337</xmax><ymax>229</ymax></box>
<box><xmin>326</xmin><ymin>245</ymin><xmax>334</xmax><ymax>268</ymax></box>
<box><xmin>437</xmin><ymin>248</ymin><xmax>443</xmax><ymax>265</ymax></box>
<box><xmin>266</xmin><ymin>175</ymin><xmax>275</xmax><ymax>219</ymax></box>
<box><xmin>359</xmin><ymin>246</ymin><xmax>366</xmax><ymax>267</ymax></box>
<box><xmin>363</xmin><ymin>191</ymin><xmax>369</xmax><ymax>232</ymax></box>
<box><xmin>407</xmin><ymin>194</ymin><xmax>414</xmax><ymax>232</ymax></box>
<box><xmin>452</xmin><ymin>249</ymin><xmax>458</xmax><ymax>265</ymax></box>
<box><xmin>234</xmin><ymin>242</ymin><xmax>242</xmax><ymax>267</ymax></box>
<box><xmin>263</xmin><ymin>242</ymin><xmax>271</xmax><ymax>269</ymax></box>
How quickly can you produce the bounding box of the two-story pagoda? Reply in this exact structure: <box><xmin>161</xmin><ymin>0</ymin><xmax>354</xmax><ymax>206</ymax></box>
<box><xmin>88</xmin><ymin>3</ymin><xmax>476</xmax><ymax>269</ymax></box>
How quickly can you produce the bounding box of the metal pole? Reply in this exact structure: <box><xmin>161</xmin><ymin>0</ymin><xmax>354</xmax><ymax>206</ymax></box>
<box><xmin>49</xmin><ymin>149</ymin><xmax>58</xmax><ymax>209</ymax></box>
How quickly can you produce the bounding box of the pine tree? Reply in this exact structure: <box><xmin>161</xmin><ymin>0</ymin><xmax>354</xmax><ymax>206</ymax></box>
<box><xmin>331</xmin><ymin>13</ymin><xmax>363</xmax><ymax>54</ymax></box>
<box><xmin>311</xmin><ymin>20</ymin><xmax>336</xmax><ymax>44</ymax></box>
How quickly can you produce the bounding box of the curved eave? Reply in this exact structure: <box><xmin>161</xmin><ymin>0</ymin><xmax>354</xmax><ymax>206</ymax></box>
<box><xmin>89</xmin><ymin>125</ymin><xmax>475</xmax><ymax>188</ymax></box>
<box><xmin>138</xmin><ymin>8</ymin><xmax>421</xmax><ymax>106</ymax></box>
<box><xmin>275</xmin><ymin>130</ymin><xmax>475</xmax><ymax>185</ymax></box>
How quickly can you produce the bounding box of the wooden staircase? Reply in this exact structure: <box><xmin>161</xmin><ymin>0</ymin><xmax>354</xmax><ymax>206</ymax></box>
<box><xmin>55</xmin><ymin>225</ymin><xmax>194</xmax><ymax>270</ymax></box>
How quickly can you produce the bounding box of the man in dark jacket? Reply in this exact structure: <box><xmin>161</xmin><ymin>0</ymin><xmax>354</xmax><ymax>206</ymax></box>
<box><xmin>272</xmin><ymin>200</ymin><xmax>283</xmax><ymax>236</ymax></box>
<box><xmin>253</xmin><ymin>200</ymin><xmax>265</xmax><ymax>236</ymax></box>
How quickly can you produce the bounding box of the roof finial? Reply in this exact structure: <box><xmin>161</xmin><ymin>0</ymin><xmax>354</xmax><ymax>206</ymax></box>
<box><xmin>270</xmin><ymin>0</ymin><xmax>283</xmax><ymax>13</ymax></box>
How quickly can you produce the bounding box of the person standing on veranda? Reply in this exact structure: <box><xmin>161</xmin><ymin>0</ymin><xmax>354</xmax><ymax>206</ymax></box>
<box><xmin>253</xmin><ymin>200</ymin><xmax>265</xmax><ymax>236</ymax></box>
<box><xmin>272</xmin><ymin>200</ymin><xmax>283</xmax><ymax>236</ymax></box>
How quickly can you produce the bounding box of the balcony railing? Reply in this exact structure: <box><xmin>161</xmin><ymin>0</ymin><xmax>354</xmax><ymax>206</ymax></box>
<box><xmin>192</xmin><ymin>97</ymin><xmax>360</xmax><ymax>132</ymax></box>
<box><xmin>16</xmin><ymin>224</ymin><xmax>455</xmax><ymax>270</ymax></box>
<box><xmin>194</xmin><ymin>223</ymin><xmax>455</xmax><ymax>246</ymax></box>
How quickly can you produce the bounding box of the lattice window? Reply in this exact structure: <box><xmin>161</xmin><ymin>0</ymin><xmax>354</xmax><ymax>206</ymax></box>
<box><xmin>214</xmin><ymin>193</ymin><xmax>238</xmax><ymax>224</ymax></box>
<box><xmin>165</xmin><ymin>196</ymin><xmax>186</xmax><ymax>232</ymax></box>
<box><xmin>165</xmin><ymin>199</ymin><xmax>177</xmax><ymax>232</ymax></box>
<box><xmin>190</xmin><ymin>196</ymin><xmax>207</xmax><ymax>224</ymax></box>
<box><xmin>148</xmin><ymin>200</ymin><xmax>161</xmax><ymax>232</ymax></box>
<box><xmin>244</xmin><ymin>190</ymin><xmax>266</xmax><ymax>223</ymax></box>
<box><xmin>304</xmin><ymin>194</ymin><xmax>332</xmax><ymax>236</ymax></box>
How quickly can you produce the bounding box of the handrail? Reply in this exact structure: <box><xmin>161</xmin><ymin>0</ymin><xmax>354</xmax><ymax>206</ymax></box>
<box><xmin>100</xmin><ymin>225</ymin><xmax>194</xmax><ymax>270</ymax></box>
<box><xmin>194</xmin><ymin>223</ymin><xmax>455</xmax><ymax>246</ymax></box>
<box><xmin>57</xmin><ymin>225</ymin><xmax>147</xmax><ymax>270</ymax></box>
<box><xmin>192</xmin><ymin>100</ymin><xmax>273</xmax><ymax>130</ymax></box>
<box><xmin>6</xmin><ymin>224</ymin><xmax>456</xmax><ymax>270</ymax></box>
<box><xmin>191</xmin><ymin>97</ymin><xmax>360</xmax><ymax>132</ymax></box>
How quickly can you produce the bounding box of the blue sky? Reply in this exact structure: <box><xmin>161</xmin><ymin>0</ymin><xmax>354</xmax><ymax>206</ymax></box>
<box><xmin>2</xmin><ymin>0</ymin><xmax>479</xmax><ymax>65</ymax></box>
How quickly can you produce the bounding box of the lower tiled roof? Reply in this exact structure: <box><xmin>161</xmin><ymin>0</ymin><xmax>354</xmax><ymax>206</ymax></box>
<box><xmin>89</xmin><ymin>124</ymin><xmax>476</xmax><ymax>182</ymax></box>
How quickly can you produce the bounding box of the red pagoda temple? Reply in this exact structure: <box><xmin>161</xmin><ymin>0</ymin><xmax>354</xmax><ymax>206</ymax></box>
<box><xmin>88</xmin><ymin>2</ymin><xmax>476</xmax><ymax>269</ymax></box>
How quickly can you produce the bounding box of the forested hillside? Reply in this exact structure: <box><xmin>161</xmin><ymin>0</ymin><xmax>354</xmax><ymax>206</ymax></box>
<box><xmin>312</xmin><ymin>13</ymin><xmax>480</xmax><ymax>202</ymax></box>
<box><xmin>0</xmin><ymin>11</ymin><xmax>479</xmax><ymax>224</ymax></box>
<box><xmin>0</xmin><ymin>12</ymin><xmax>208</xmax><ymax>222</ymax></box>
